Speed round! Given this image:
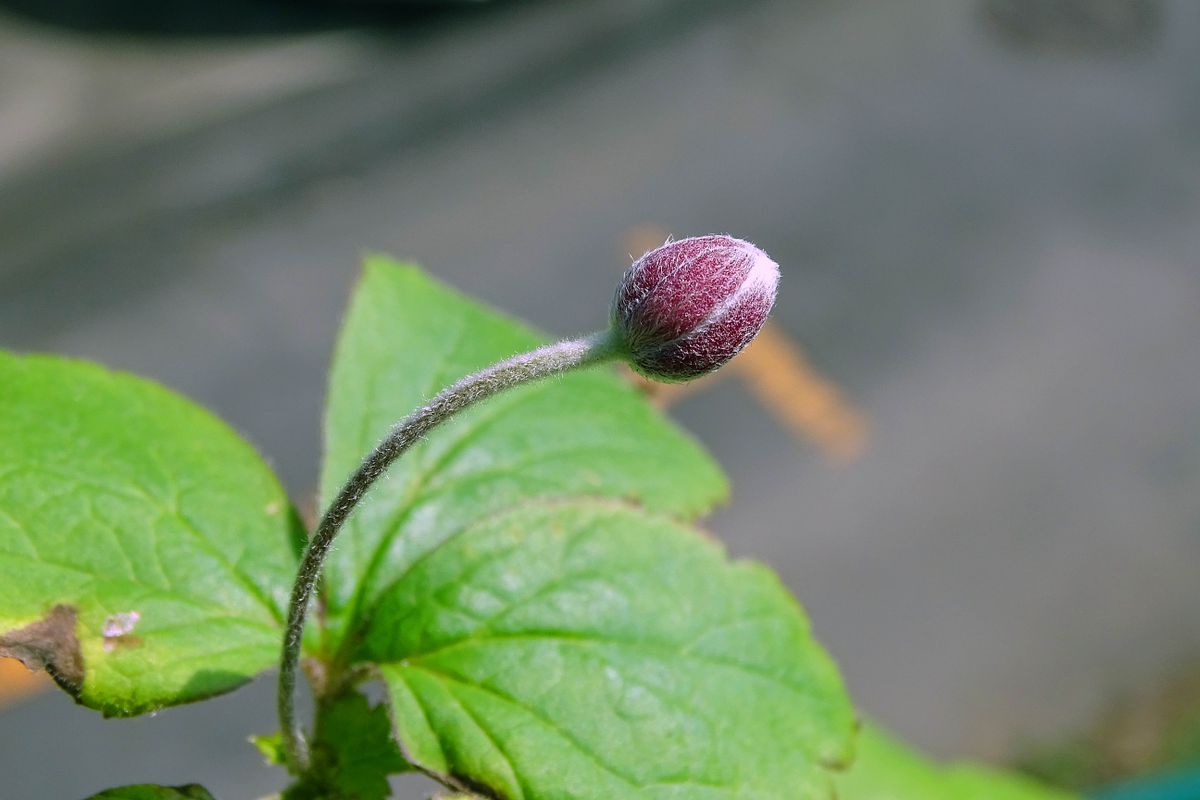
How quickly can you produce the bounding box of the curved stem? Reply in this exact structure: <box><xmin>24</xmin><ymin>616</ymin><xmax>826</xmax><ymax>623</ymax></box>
<box><xmin>277</xmin><ymin>329</ymin><xmax>620</xmax><ymax>772</ymax></box>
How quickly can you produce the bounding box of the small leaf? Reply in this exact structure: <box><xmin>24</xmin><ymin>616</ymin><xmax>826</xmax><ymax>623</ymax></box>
<box><xmin>251</xmin><ymin>731</ymin><xmax>288</xmax><ymax>767</ymax></box>
<box><xmin>281</xmin><ymin>691</ymin><xmax>413</xmax><ymax>800</ymax></box>
<box><xmin>369</xmin><ymin>501</ymin><xmax>855</xmax><ymax>800</ymax></box>
<box><xmin>837</xmin><ymin>725</ymin><xmax>1080</xmax><ymax>800</ymax></box>
<box><xmin>0</xmin><ymin>354</ymin><xmax>304</xmax><ymax>715</ymax></box>
<box><xmin>318</xmin><ymin>259</ymin><xmax>727</xmax><ymax>650</ymax></box>
<box><xmin>86</xmin><ymin>785</ymin><xmax>216</xmax><ymax>800</ymax></box>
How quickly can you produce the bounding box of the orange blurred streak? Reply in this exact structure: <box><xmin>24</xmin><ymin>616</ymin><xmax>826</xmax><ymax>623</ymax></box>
<box><xmin>0</xmin><ymin>657</ymin><xmax>50</xmax><ymax>708</ymax></box>
<box><xmin>621</xmin><ymin>222</ymin><xmax>671</xmax><ymax>261</ymax></box>
<box><xmin>631</xmin><ymin>323</ymin><xmax>868</xmax><ymax>462</ymax></box>
<box><xmin>730</xmin><ymin>322</ymin><xmax>868</xmax><ymax>462</ymax></box>
<box><xmin>620</xmin><ymin>220</ymin><xmax>868</xmax><ymax>463</ymax></box>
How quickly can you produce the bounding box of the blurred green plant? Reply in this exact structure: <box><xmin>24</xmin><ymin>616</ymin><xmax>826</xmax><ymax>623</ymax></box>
<box><xmin>1018</xmin><ymin>666</ymin><xmax>1200</xmax><ymax>792</ymax></box>
<box><xmin>838</xmin><ymin>725</ymin><xmax>1076</xmax><ymax>800</ymax></box>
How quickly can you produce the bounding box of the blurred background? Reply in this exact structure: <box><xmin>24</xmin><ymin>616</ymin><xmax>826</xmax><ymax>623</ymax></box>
<box><xmin>1</xmin><ymin>0</ymin><xmax>1199</xmax><ymax>797</ymax></box>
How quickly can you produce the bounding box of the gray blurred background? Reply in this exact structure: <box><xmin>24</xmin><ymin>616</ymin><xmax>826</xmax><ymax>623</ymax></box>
<box><xmin>1</xmin><ymin>0</ymin><xmax>1199</xmax><ymax>797</ymax></box>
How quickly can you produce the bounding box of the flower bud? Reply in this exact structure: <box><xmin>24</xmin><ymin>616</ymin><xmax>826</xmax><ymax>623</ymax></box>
<box><xmin>611</xmin><ymin>234</ymin><xmax>780</xmax><ymax>382</ymax></box>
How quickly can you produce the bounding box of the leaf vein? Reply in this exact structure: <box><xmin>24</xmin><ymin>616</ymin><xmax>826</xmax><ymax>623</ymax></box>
<box><xmin>409</xmin><ymin>662</ymin><xmax>640</xmax><ymax>790</ymax></box>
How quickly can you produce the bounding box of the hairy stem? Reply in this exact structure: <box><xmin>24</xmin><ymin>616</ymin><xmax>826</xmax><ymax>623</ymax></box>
<box><xmin>278</xmin><ymin>329</ymin><xmax>620</xmax><ymax>772</ymax></box>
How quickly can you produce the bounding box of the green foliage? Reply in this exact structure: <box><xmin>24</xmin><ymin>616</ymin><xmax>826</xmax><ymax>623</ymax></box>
<box><xmin>837</xmin><ymin>725</ymin><xmax>1079</xmax><ymax>800</ymax></box>
<box><xmin>0</xmin><ymin>258</ymin><xmax>1062</xmax><ymax>800</ymax></box>
<box><xmin>1167</xmin><ymin>712</ymin><xmax>1200</xmax><ymax>767</ymax></box>
<box><xmin>283</xmin><ymin>691</ymin><xmax>413</xmax><ymax>800</ymax></box>
<box><xmin>318</xmin><ymin>258</ymin><xmax>728</xmax><ymax>651</ymax></box>
<box><xmin>1015</xmin><ymin>668</ymin><xmax>1200</xmax><ymax>790</ymax></box>
<box><xmin>323</xmin><ymin>261</ymin><xmax>855</xmax><ymax>798</ymax></box>
<box><xmin>86</xmin><ymin>785</ymin><xmax>216</xmax><ymax>800</ymax></box>
<box><xmin>0</xmin><ymin>354</ymin><xmax>304</xmax><ymax>715</ymax></box>
<box><xmin>252</xmin><ymin>730</ymin><xmax>289</xmax><ymax>768</ymax></box>
<box><xmin>371</xmin><ymin>501</ymin><xmax>853</xmax><ymax>799</ymax></box>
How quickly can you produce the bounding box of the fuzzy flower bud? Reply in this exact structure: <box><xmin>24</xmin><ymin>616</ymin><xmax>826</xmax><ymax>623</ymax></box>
<box><xmin>611</xmin><ymin>234</ymin><xmax>780</xmax><ymax>382</ymax></box>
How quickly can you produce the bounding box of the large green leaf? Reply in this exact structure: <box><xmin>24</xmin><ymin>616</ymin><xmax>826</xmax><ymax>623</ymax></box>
<box><xmin>837</xmin><ymin>725</ymin><xmax>1079</xmax><ymax>800</ymax></box>
<box><xmin>0</xmin><ymin>354</ymin><xmax>303</xmax><ymax>715</ymax></box>
<box><xmin>323</xmin><ymin>261</ymin><xmax>854</xmax><ymax>798</ymax></box>
<box><xmin>318</xmin><ymin>259</ymin><xmax>728</xmax><ymax>652</ymax></box>
<box><xmin>370</xmin><ymin>501</ymin><xmax>855</xmax><ymax>800</ymax></box>
<box><xmin>86</xmin><ymin>785</ymin><xmax>216</xmax><ymax>800</ymax></box>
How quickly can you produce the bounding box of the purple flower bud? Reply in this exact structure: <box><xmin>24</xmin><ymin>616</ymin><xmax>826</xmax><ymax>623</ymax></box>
<box><xmin>612</xmin><ymin>235</ymin><xmax>780</xmax><ymax>382</ymax></box>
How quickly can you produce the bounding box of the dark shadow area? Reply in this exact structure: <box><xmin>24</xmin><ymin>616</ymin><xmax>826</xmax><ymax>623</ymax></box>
<box><xmin>980</xmin><ymin>0</ymin><xmax>1164</xmax><ymax>55</ymax></box>
<box><xmin>0</xmin><ymin>0</ymin><xmax>745</xmax><ymax>342</ymax></box>
<box><xmin>0</xmin><ymin>0</ymin><xmax>507</xmax><ymax>38</ymax></box>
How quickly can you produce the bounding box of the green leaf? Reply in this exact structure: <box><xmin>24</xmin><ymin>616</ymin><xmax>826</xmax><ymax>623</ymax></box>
<box><xmin>0</xmin><ymin>354</ymin><xmax>304</xmax><ymax>715</ymax></box>
<box><xmin>86</xmin><ymin>785</ymin><xmax>216</xmax><ymax>800</ymax></box>
<box><xmin>319</xmin><ymin>261</ymin><xmax>853</xmax><ymax>797</ymax></box>
<box><xmin>318</xmin><ymin>259</ymin><xmax>727</xmax><ymax>651</ymax></box>
<box><xmin>313</xmin><ymin>691</ymin><xmax>413</xmax><ymax>797</ymax></box>
<box><xmin>370</xmin><ymin>501</ymin><xmax>855</xmax><ymax>800</ymax></box>
<box><xmin>837</xmin><ymin>725</ymin><xmax>1080</xmax><ymax>800</ymax></box>
<box><xmin>251</xmin><ymin>731</ymin><xmax>288</xmax><ymax>767</ymax></box>
<box><xmin>279</xmin><ymin>691</ymin><xmax>413</xmax><ymax>800</ymax></box>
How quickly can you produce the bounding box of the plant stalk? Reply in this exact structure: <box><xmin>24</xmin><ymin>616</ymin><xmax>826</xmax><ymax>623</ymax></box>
<box><xmin>277</xmin><ymin>329</ymin><xmax>620</xmax><ymax>772</ymax></box>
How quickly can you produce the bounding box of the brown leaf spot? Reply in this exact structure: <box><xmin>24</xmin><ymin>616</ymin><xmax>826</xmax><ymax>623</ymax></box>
<box><xmin>0</xmin><ymin>604</ymin><xmax>84</xmax><ymax>697</ymax></box>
